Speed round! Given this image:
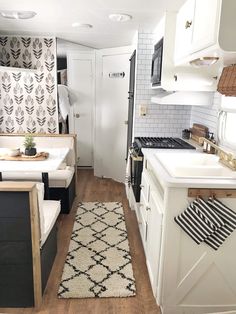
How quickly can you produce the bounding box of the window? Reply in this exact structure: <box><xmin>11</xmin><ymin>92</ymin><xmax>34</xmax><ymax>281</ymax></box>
<box><xmin>218</xmin><ymin>95</ymin><xmax>236</xmax><ymax>150</ymax></box>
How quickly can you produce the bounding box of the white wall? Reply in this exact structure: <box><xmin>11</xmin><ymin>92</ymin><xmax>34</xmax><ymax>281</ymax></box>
<box><xmin>57</xmin><ymin>39</ymin><xmax>94</xmax><ymax>57</ymax></box>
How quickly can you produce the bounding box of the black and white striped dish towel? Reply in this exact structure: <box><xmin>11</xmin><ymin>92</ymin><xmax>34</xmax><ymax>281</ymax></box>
<box><xmin>204</xmin><ymin>197</ymin><xmax>236</xmax><ymax>250</ymax></box>
<box><xmin>174</xmin><ymin>197</ymin><xmax>236</xmax><ymax>250</ymax></box>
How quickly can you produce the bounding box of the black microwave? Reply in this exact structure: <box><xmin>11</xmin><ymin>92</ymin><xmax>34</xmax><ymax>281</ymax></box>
<box><xmin>151</xmin><ymin>38</ymin><xmax>163</xmax><ymax>86</ymax></box>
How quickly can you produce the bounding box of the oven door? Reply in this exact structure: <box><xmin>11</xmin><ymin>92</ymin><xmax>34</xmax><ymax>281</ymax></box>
<box><xmin>130</xmin><ymin>151</ymin><xmax>143</xmax><ymax>202</ymax></box>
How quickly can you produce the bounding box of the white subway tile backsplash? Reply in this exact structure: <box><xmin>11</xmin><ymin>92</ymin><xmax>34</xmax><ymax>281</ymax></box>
<box><xmin>190</xmin><ymin>96</ymin><xmax>218</xmax><ymax>135</ymax></box>
<box><xmin>134</xmin><ymin>31</ymin><xmax>219</xmax><ymax>139</ymax></box>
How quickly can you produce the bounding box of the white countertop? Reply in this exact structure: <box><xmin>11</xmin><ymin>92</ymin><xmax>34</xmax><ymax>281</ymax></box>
<box><xmin>0</xmin><ymin>147</ymin><xmax>69</xmax><ymax>172</ymax></box>
<box><xmin>142</xmin><ymin>148</ymin><xmax>236</xmax><ymax>189</ymax></box>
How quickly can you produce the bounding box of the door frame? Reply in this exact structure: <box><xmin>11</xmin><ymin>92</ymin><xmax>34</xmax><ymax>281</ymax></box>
<box><xmin>126</xmin><ymin>49</ymin><xmax>136</xmax><ymax>159</ymax></box>
<box><xmin>94</xmin><ymin>46</ymin><xmax>134</xmax><ymax>178</ymax></box>
<box><xmin>67</xmin><ymin>51</ymin><xmax>95</xmax><ymax>167</ymax></box>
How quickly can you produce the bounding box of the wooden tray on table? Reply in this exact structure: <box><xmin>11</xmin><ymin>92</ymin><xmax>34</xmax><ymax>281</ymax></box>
<box><xmin>0</xmin><ymin>152</ymin><xmax>49</xmax><ymax>161</ymax></box>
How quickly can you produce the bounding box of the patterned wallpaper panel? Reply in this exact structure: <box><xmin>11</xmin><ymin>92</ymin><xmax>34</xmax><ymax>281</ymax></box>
<box><xmin>0</xmin><ymin>36</ymin><xmax>58</xmax><ymax>133</ymax></box>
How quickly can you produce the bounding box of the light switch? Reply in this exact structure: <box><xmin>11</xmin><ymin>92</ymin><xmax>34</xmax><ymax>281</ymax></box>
<box><xmin>139</xmin><ymin>104</ymin><xmax>147</xmax><ymax>116</ymax></box>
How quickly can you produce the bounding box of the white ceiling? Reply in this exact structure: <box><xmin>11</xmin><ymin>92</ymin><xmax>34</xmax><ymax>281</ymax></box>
<box><xmin>0</xmin><ymin>0</ymin><xmax>185</xmax><ymax>49</ymax></box>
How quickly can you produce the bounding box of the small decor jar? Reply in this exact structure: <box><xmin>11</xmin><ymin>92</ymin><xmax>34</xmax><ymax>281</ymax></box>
<box><xmin>24</xmin><ymin>135</ymin><xmax>37</xmax><ymax>156</ymax></box>
<box><xmin>182</xmin><ymin>129</ymin><xmax>191</xmax><ymax>139</ymax></box>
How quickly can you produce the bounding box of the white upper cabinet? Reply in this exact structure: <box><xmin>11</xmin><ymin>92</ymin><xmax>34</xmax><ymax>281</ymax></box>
<box><xmin>175</xmin><ymin>0</ymin><xmax>221</xmax><ymax>63</ymax></box>
<box><xmin>191</xmin><ymin>0</ymin><xmax>220</xmax><ymax>53</ymax></box>
<box><xmin>174</xmin><ymin>0</ymin><xmax>236</xmax><ymax>66</ymax></box>
<box><xmin>175</xmin><ymin>0</ymin><xmax>195</xmax><ymax>60</ymax></box>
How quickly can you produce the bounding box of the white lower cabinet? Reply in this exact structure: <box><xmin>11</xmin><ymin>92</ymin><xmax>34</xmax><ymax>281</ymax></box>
<box><xmin>137</xmin><ymin>154</ymin><xmax>236</xmax><ymax>314</ymax></box>
<box><xmin>146</xmin><ymin>190</ymin><xmax>163</xmax><ymax>297</ymax></box>
<box><xmin>138</xmin><ymin>169</ymin><xmax>163</xmax><ymax>298</ymax></box>
<box><xmin>139</xmin><ymin>191</ymin><xmax>148</xmax><ymax>249</ymax></box>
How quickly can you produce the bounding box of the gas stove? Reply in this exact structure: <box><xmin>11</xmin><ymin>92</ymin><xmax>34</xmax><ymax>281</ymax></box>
<box><xmin>133</xmin><ymin>137</ymin><xmax>195</xmax><ymax>155</ymax></box>
<box><xmin>130</xmin><ymin>137</ymin><xmax>195</xmax><ymax>202</ymax></box>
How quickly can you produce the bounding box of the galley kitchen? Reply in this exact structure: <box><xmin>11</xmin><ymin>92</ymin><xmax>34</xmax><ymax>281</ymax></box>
<box><xmin>0</xmin><ymin>0</ymin><xmax>236</xmax><ymax>314</ymax></box>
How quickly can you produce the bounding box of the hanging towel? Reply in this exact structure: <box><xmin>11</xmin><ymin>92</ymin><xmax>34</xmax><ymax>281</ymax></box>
<box><xmin>125</xmin><ymin>154</ymin><xmax>131</xmax><ymax>187</ymax></box>
<box><xmin>174</xmin><ymin>201</ymin><xmax>218</xmax><ymax>245</ymax></box>
<box><xmin>58</xmin><ymin>84</ymin><xmax>71</xmax><ymax>121</ymax></box>
<box><xmin>193</xmin><ymin>198</ymin><xmax>225</xmax><ymax>229</ymax></box>
<box><xmin>125</xmin><ymin>154</ymin><xmax>132</xmax><ymax>206</ymax></box>
<box><xmin>175</xmin><ymin>197</ymin><xmax>236</xmax><ymax>251</ymax></box>
<box><xmin>204</xmin><ymin>198</ymin><xmax>236</xmax><ymax>250</ymax></box>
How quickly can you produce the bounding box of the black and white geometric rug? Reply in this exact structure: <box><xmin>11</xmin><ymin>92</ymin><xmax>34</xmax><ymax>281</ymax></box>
<box><xmin>58</xmin><ymin>202</ymin><xmax>136</xmax><ymax>298</ymax></box>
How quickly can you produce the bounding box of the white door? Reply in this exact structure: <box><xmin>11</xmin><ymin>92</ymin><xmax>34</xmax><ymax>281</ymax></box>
<box><xmin>68</xmin><ymin>53</ymin><xmax>95</xmax><ymax>167</ymax></box>
<box><xmin>95</xmin><ymin>47</ymin><xmax>133</xmax><ymax>182</ymax></box>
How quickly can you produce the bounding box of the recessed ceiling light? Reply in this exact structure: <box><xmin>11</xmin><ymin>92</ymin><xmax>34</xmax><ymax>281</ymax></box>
<box><xmin>0</xmin><ymin>10</ymin><xmax>37</xmax><ymax>20</ymax></box>
<box><xmin>108</xmin><ymin>13</ymin><xmax>132</xmax><ymax>22</ymax></box>
<box><xmin>72</xmin><ymin>22</ymin><xmax>93</xmax><ymax>28</ymax></box>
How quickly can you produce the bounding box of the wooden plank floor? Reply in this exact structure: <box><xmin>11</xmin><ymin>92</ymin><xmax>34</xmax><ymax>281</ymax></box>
<box><xmin>0</xmin><ymin>170</ymin><xmax>160</xmax><ymax>314</ymax></box>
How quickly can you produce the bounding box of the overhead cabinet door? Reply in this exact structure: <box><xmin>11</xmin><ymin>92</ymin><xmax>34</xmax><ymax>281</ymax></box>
<box><xmin>191</xmin><ymin>0</ymin><xmax>220</xmax><ymax>53</ymax></box>
<box><xmin>175</xmin><ymin>0</ymin><xmax>195</xmax><ymax>61</ymax></box>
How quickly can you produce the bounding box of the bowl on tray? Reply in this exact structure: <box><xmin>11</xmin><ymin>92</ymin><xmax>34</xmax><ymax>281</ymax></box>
<box><xmin>7</xmin><ymin>148</ymin><xmax>21</xmax><ymax>157</ymax></box>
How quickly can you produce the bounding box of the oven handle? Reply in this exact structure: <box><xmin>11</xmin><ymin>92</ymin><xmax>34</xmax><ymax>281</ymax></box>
<box><xmin>129</xmin><ymin>148</ymin><xmax>143</xmax><ymax>161</ymax></box>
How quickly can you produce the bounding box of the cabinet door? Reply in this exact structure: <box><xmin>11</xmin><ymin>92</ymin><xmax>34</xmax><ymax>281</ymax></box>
<box><xmin>175</xmin><ymin>0</ymin><xmax>195</xmax><ymax>61</ymax></box>
<box><xmin>138</xmin><ymin>191</ymin><xmax>148</xmax><ymax>251</ymax></box>
<box><xmin>191</xmin><ymin>0</ymin><xmax>220</xmax><ymax>53</ymax></box>
<box><xmin>146</xmin><ymin>190</ymin><xmax>163</xmax><ymax>297</ymax></box>
<box><xmin>140</xmin><ymin>170</ymin><xmax>150</xmax><ymax>202</ymax></box>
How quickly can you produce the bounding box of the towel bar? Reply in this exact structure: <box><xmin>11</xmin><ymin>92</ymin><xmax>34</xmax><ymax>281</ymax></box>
<box><xmin>188</xmin><ymin>188</ymin><xmax>236</xmax><ymax>198</ymax></box>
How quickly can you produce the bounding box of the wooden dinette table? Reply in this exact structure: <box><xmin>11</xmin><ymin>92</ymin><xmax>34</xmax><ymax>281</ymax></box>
<box><xmin>0</xmin><ymin>147</ymin><xmax>69</xmax><ymax>199</ymax></box>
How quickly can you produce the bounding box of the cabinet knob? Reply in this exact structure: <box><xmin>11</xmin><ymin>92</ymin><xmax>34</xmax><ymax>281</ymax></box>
<box><xmin>140</xmin><ymin>184</ymin><xmax>144</xmax><ymax>189</ymax></box>
<box><xmin>74</xmin><ymin>113</ymin><xmax>80</xmax><ymax>118</ymax></box>
<box><xmin>185</xmin><ymin>20</ymin><xmax>192</xmax><ymax>29</ymax></box>
<box><xmin>146</xmin><ymin>206</ymin><xmax>151</xmax><ymax>211</ymax></box>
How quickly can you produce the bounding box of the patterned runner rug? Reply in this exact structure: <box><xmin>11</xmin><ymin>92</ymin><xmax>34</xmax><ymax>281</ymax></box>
<box><xmin>58</xmin><ymin>202</ymin><xmax>136</xmax><ymax>298</ymax></box>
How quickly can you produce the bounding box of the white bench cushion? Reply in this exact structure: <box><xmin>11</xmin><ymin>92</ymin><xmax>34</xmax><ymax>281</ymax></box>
<box><xmin>41</xmin><ymin>200</ymin><xmax>60</xmax><ymax>246</ymax></box>
<box><xmin>47</xmin><ymin>166</ymin><xmax>74</xmax><ymax>188</ymax></box>
<box><xmin>2</xmin><ymin>166</ymin><xmax>74</xmax><ymax>188</ymax></box>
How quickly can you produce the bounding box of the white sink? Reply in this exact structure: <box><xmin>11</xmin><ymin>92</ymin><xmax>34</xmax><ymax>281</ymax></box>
<box><xmin>155</xmin><ymin>152</ymin><xmax>236</xmax><ymax>179</ymax></box>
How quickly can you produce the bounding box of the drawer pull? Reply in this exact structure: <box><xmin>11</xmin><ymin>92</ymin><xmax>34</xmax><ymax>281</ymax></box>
<box><xmin>146</xmin><ymin>206</ymin><xmax>151</xmax><ymax>211</ymax></box>
<box><xmin>138</xmin><ymin>221</ymin><xmax>142</xmax><ymax>225</ymax></box>
<box><xmin>140</xmin><ymin>184</ymin><xmax>144</xmax><ymax>188</ymax></box>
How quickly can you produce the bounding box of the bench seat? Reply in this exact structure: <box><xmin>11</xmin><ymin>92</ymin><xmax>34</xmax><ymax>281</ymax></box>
<box><xmin>41</xmin><ymin>200</ymin><xmax>60</xmax><ymax>246</ymax></box>
<box><xmin>0</xmin><ymin>134</ymin><xmax>77</xmax><ymax>214</ymax></box>
<box><xmin>0</xmin><ymin>182</ymin><xmax>59</xmax><ymax>308</ymax></box>
<box><xmin>2</xmin><ymin>166</ymin><xmax>74</xmax><ymax>188</ymax></box>
<box><xmin>1</xmin><ymin>167</ymin><xmax>75</xmax><ymax>214</ymax></box>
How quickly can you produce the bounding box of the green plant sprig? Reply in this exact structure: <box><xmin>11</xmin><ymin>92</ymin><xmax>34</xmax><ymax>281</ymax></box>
<box><xmin>24</xmin><ymin>135</ymin><xmax>36</xmax><ymax>149</ymax></box>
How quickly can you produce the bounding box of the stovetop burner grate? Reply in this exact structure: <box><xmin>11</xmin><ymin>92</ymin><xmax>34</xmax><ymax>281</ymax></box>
<box><xmin>134</xmin><ymin>137</ymin><xmax>195</xmax><ymax>150</ymax></box>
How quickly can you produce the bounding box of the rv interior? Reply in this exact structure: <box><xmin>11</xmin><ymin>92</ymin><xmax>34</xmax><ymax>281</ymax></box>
<box><xmin>0</xmin><ymin>0</ymin><xmax>236</xmax><ymax>313</ymax></box>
